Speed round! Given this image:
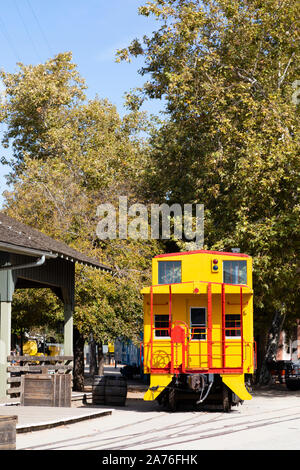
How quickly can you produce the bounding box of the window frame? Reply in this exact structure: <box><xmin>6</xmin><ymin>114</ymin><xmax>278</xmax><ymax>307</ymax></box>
<box><xmin>223</xmin><ymin>260</ymin><xmax>247</xmax><ymax>285</ymax></box>
<box><xmin>154</xmin><ymin>314</ymin><xmax>170</xmax><ymax>339</ymax></box>
<box><xmin>225</xmin><ymin>313</ymin><xmax>241</xmax><ymax>339</ymax></box>
<box><xmin>158</xmin><ymin>260</ymin><xmax>182</xmax><ymax>285</ymax></box>
<box><xmin>189</xmin><ymin>306</ymin><xmax>207</xmax><ymax>341</ymax></box>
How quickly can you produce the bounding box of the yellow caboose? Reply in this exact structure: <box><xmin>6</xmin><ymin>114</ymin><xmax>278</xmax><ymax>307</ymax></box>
<box><xmin>141</xmin><ymin>250</ymin><xmax>255</xmax><ymax>411</ymax></box>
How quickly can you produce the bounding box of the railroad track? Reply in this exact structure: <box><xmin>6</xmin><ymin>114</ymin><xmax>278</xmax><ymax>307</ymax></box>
<box><xmin>84</xmin><ymin>410</ymin><xmax>300</xmax><ymax>451</ymax></box>
<box><xmin>19</xmin><ymin>404</ymin><xmax>300</xmax><ymax>450</ymax></box>
<box><xmin>19</xmin><ymin>411</ymin><xmax>222</xmax><ymax>450</ymax></box>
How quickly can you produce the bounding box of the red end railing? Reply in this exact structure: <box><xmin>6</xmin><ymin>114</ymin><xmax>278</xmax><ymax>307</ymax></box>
<box><xmin>145</xmin><ymin>280</ymin><xmax>252</xmax><ymax>375</ymax></box>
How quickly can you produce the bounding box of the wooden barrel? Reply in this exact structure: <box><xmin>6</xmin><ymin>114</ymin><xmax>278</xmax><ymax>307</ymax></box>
<box><xmin>92</xmin><ymin>375</ymin><xmax>127</xmax><ymax>406</ymax></box>
<box><xmin>92</xmin><ymin>375</ymin><xmax>106</xmax><ymax>405</ymax></box>
<box><xmin>0</xmin><ymin>415</ymin><xmax>18</xmax><ymax>450</ymax></box>
<box><xmin>105</xmin><ymin>376</ymin><xmax>127</xmax><ymax>406</ymax></box>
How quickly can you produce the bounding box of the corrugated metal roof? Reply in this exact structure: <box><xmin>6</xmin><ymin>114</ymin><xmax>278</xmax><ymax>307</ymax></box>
<box><xmin>0</xmin><ymin>212</ymin><xmax>111</xmax><ymax>272</ymax></box>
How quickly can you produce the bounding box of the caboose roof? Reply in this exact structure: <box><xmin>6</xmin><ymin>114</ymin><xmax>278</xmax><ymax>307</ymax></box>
<box><xmin>155</xmin><ymin>250</ymin><xmax>250</xmax><ymax>258</ymax></box>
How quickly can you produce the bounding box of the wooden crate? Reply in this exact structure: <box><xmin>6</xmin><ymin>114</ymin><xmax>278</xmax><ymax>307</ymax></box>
<box><xmin>0</xmin><ymin>415</ymin><xmax>18</xmax><ymax>450</ymax></box>
<box><xmin>6</xmin><ymin>355</ymin><xmax>73</xmax><ymax>402</ymax></box>
<box><xmin>21</xmin><ymin>374</ymin><xmax>71</xmax><ymax>407</ymax></box>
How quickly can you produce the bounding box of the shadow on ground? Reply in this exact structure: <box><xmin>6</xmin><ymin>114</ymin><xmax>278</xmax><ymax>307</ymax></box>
<box><xmin>252</xmin><ymin>384</ymin><xmax>300</xmax><ymax>398</ymax></box>
<box><xmin>81</xmin><ymin>364</ymin><xmax>300</xmax><ymax>413</ymax></box>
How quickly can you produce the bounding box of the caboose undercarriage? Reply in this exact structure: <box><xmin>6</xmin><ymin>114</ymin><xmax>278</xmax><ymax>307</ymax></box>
<box><xmin>154</xmin><ymin>373</ymin><xmax>250</xmax><ymax>412</ymax></box>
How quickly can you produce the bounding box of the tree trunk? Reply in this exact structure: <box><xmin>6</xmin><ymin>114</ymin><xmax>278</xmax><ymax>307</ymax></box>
<box><xmin>254</xmin><ymin>333</ymin><xmax>267</xmax><ymax>384</ymax></box>
<box><xmin>258</xmin><ymin>311</ymin><xmax>286</xmax><ymax>385</ymax></box>
<box><xmin>97</xmin><ymin>342</ymin><xmax>105</xmax><ymax>376</ymax></box>
<box><xmin>20</xmin><ymin>328</ymin><xmax>24</xmax><ymax>355</ymax></box>
<box><xmin>89</xmin><ymin>335</ymin><xmax>98</xmax><ymax>377</ymax></box>
<box><xmin>73</xmin><ymin>326</ymin><xmax>85</xmax><ymax>391</ymax></box>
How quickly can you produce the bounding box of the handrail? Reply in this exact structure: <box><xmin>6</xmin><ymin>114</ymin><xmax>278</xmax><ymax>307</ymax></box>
<box><xmin>146</xmin><ymin>281</ymin><xmax>251</xmax><ymax>376</ymax></box>
<box><xmin>143</xmin><ymin>335</ymin><xmax>254</xmax><ymax>374</ymax></box>
<box><xmin>148</xmin><ymin>279</ymin><xmax>250</xmax><ymax>289</ymax></box>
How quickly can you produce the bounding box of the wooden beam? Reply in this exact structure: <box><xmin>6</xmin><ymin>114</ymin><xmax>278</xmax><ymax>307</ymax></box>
<box><xmin>0</xmin><ymin>302</ymin><xmax>12</xmax><ymax>400</ymax></box>
<box><xmin>7</xmin><ymin>355</ymin><xmax>73</xmax><ymax>362</ymax></box>
<box><xmin>7</xmin><ymin>365</ymin><xmax>73</xmax><ymax>372</ymax></box>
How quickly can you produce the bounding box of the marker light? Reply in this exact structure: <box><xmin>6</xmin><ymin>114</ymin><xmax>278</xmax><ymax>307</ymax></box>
<box><xmin>211</xmin><ymin>258</ymin><xmax>219</xmax><ymax>272</ymax></box>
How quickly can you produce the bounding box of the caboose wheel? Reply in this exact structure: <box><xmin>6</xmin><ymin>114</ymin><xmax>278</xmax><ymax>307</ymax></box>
<box><xmin>222</xmin><ymin>384</ymin><xmax>232</xmax><ymax>412</ymax></box>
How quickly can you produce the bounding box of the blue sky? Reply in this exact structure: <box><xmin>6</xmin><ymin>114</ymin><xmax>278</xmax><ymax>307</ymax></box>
<box><xmin>0</xmin><ymin>0</ymin><xmax>164</xmax><ymax>206</ymax></box>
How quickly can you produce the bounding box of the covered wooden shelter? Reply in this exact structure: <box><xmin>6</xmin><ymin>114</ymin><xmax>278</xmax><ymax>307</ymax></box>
<box><xmin>0</xmin><ymin>213</ymin><xmax>111</xmax><ymax>400</ymax></box>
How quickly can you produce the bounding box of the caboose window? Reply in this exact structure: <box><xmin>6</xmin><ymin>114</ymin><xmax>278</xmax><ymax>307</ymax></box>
<box><xmin>154</xmin><ymin>314</ymin><xmax>170</xmax><ymax>338</ymax></box>
<box><xmin>158</xmin><ymin>261</ymin><xmax>181</xmax><ymax>284</ymax></box>
<box><xmin>190</xmin><ymin>307</ymin><xmax>206</xmax><ymax>340</ymax></box>
<box><xmin>225</xmin><ymin>314</ymin><xmax>241</xmax><ymax>338</ymax></box>
<box><xmin>223</xmin><ymin>260</ymin><xmax>247</xmax><ymax>285</ymax></box>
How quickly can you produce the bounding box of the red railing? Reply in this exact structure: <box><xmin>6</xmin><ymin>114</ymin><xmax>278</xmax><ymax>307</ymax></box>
<box><xmin>144</xmin><ymin>280</ymin><xmax>254</xmax><ymax>376</ymax></box>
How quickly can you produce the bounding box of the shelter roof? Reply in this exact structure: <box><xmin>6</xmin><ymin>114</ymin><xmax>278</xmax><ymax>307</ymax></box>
<box><xmin>0</xmin><ymin>212</ymin><xmax>111</xmax><ymax>272</ymax></box>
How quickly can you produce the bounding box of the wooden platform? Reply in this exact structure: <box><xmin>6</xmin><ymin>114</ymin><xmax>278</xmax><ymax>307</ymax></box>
<box><xmin>0</xmin><ymin>405</ymin><xmax>112</xmax><ymax>433</ymax></box>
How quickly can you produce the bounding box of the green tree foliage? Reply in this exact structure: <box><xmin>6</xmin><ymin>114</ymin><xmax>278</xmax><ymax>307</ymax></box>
<box><xmin>0</xmin><ymin>52</ymin><xmax>161</xmax><ymax>351</ymax></box>
<box><xmin>117</xmin><ymin>0</ymin><xmax>300</xmax><ymax>371</ymax></box>
<box><xmin>0</xmin><ymin>52</ymin><xmax>86</xmax><ymax>175</ymax></box>
<box><xmin>12</xmin><ymin>288</ymin><xmax>63</xmax><ymax>332</ymax></box>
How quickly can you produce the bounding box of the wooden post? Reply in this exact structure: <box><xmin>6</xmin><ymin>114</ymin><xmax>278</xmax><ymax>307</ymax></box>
<box><xmin>64</xmin><ymin>303</ymin><xmax>73</xmax><ymax>357</ymax></box>
<box><xmin>0</xmin><ymin>302</ymin><xmax>12</xmax><ymax>400</ymax></box>
<box><xmin>0</xmin><ymin>261</ymin><xmax>15</xmax><ymax>402</ymax></box>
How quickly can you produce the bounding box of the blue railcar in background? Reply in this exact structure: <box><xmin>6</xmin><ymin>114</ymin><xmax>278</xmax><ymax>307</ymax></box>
<box><xmin>114</xmin><ymin>336</ymin><xmax>144</xmax><ymax>379</ymax></box>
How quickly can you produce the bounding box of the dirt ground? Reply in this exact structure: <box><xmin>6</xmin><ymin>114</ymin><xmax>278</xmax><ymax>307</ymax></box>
<box><xmin>17</xmin><ymin>380</ymin><xmax>300</xmax><ymax>450</ymax></box>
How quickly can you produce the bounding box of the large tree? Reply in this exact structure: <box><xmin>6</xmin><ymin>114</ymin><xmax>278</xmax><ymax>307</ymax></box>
<box><xmin>118</xmin><ymin>0</ymin><xmax>300</xmax><ymax>381</ymax></box>
<box><xmin>1</xmin><ymin>52</ymin><xmax>161</xmax><ymax>389</ymax></box>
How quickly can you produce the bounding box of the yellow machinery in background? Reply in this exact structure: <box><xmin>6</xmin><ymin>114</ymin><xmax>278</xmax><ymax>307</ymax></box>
<box><xmin>23</xmin><ymin>340</ymin><xmax>39</xmax><ymax>356</ymax></box>
<box><xmin>22</xmin><ymin>339</ymin><xmax>44</xmax><ymax>364</ymax></box>
<box><xmin>22</xmin><ymin>339</ymin><xmax>62</xmax><ymax>364</ymax></box>
<box><xmin>141</xmin><ymin>250</ymin><xmax>256</xmax><ymax>411</ymax></box>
